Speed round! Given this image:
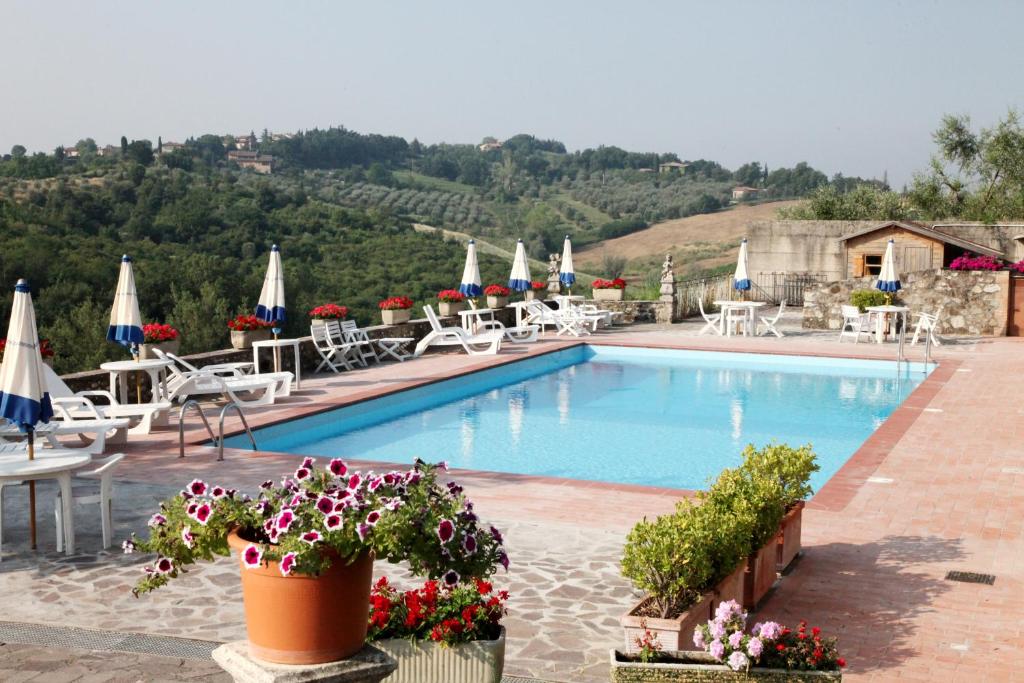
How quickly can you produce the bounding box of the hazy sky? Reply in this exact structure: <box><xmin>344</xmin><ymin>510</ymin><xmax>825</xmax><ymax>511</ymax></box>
<box><xmin>3</xmin><ymin>0</ymin><xmax>1022</xmax><ymax>186</ymax></box>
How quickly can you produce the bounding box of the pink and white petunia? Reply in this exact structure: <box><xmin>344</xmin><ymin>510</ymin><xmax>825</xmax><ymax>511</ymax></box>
<box><xmin>301</xmin><ymin>530</ymin><xmax>322</xmax><ymax>545</ymax></box>
<box><xmin>243</xmin><ymin>544</ymin><xmax>263</xmax><ymax>568</ymax></box>
<box><xmin>365</xmin><ymin>510</ymin><xmax>381</xmax><ymax>527</ymax></box>
<box><xmin>329</xmin><ymin>459</ymin><xmax>348</xmax><ymax>477</ymax></box>
<box><xmin>294</xmin><ymin>467</ymin><xmax>311</xmax><ymax>481</ymax></box>
<box><xmin>443</xmin><ymin>569</ymin><xmax>459</xmax><ymax>586</ymax></box>
<box><xmin>367</xmin><ymin>476</ymin><xmax>383</xmax><ymax>492</ymax></box>
<box><xmin>324</xmin><ymin>514</ymin><xmax>342</xmax><ymax>530</ymax></box>
<box><xmin>181</xmin><ymin>526</ymin><xmax>195</xmax><ymax>549</ymax></box>
<box><xmin>190</xmin><ymin>503</ymin><xmax>213</xmax><ymax>526</ymax></box>
<box><xmin>148</xmin><ymin>514</ymin><xmax>166</xmax><ymax>527</ymax></box>
<box><xmin>275</xmin><ymin>509</ymin><xmax>295</xmax><ymax>532</ymax></box>
<box><xmin>347</xmin><ymin>473</ymin><xmax>362</xmax><ymax>490</ymax></box>
<box><xmin>279</xmin><ymin>551</ymin><xmax>297</xmax><ymax>576</ymax></box>
<box><xmin>436</xmin><ymin>519</ymin><xmax>455</xmax><ymax>544</ymax></box>
<box><xmin>316</xmin><ymin>496</ymin><xmax>335</xmax><ymax>515</ymax></box>
<box><xmin>463</xmin><ymin>533</ymin><xmax>477</xmax><ymax>554</ymax></box>
<box><xmin>186</xmin><ymin>479</ymin><xmax>208</xmax><ymax>496</ymax></box>
<box><xmin>301</xmin><ymin>456</ymin><xmax>315</xmax><ymax>470</ymax></box>
<box><xmin>122</xmin><ymin>539</ymin><xmax>136</xmax><ymax>554</ymax></box>
<box><xmin>210</xmin><ymin>486</ymin><xmax>227</xmax><ymax>499</ymax></box>
<box><xmin>289</xmin><ymin>493</ymin><xmax>304</xmax><ymax>507</ymax></box>
<box><xmin>155</xmin><ymin>557</ymin><xmax>174</xmax><ymax>574</ymax></box>
<box><xmin>356</xmin><ymin>523</ymin><xmax>371</xmax><ymax>541</ymax></box>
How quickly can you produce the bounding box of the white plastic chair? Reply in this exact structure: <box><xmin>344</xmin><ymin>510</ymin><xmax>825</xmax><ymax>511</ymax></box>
<box><xmin>311</xmin><ymin>324</ymin><xmax>357</xmax><ymax>373</ymax></box>
<box><xmin>43</xmin><ymin>364</ymin><xmax>170</xmax><ymax>436</ymax></box>
<box><xmin>724</xmin><ymin>307</ymin><xmax>749</xmax><ymax>337</ymax></box>
<box><xmin>523</xmin><ymin>300</ymin><xmax>587</xmax><ymax>337</ymax></box>
<box><xmin>54</xmin><ymin>453</ymin><xmax>125</xmax><ymax>551</ymax></box>
<box><xmin>758</xmin><ymin>301</ymin><xmax>787</xmax><ymax>338</ymax></box>
<box><xmin>161</xmin><ymin>351</ymin><xmax>293</xmax><ymax>398</ymax></box>
<box><xmin>839</xmin><ymin>305</ymin><xmax>874</xmax><ymax>343</ymax></box>
<box><xmin>337</xmin><ymin>320</ymin><xmax>379</xmax><ymax>366</ymax></box>
<box><xmin>413</xmin><ymin>306</ymin><xmax>502</xmax><ymax>357</ymax></box>
<box><xmin>698</xmin><ymin>297</ymin><xmax>722</xmax><ymax>336</ymax></box>
<box><xmin>910</xmin><ymin>306</ymin><xmax>943</xmax><ymax>346</ymax></box>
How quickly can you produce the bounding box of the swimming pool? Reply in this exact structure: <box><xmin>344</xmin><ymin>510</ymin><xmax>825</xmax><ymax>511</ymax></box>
<box><xmin>225</xmin><ymin>345</ymin><xmax>929</xmax><ymax>491</ymax></box>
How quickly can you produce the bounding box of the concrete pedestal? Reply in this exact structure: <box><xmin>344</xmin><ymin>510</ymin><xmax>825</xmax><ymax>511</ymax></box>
<box><xmin>212</xmin><ymin>641</ymin><xmax>396</xmax><ymax>683</ymax></box>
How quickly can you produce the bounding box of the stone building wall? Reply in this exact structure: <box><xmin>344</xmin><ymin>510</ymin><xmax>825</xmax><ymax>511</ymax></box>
<box><xmin>803</xmin><ymin>269</ymin><xmax>1009</xmax><ymax>336</ymax></box>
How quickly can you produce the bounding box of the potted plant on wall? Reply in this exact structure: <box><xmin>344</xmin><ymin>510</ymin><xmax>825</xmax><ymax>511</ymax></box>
<box><xmin>227</xmin><ymin>314</ymin><xmax>273</xmax><ymax>350</ymax></box>
<box><xmin>437</xmin><ymin>290</ymin><xmax>467</xmax><ymax>317</ymax></box>
<box><xmin>367</xmin><ymin>576</ymin><xmax>509</xmax><ymax>683</ymax></box>
<box><xmin>308</xmin><ymin>303</ymin><xmax>349</xmax><ymax>332</ymax></box>
<box><xmin>592</xmin><ymin>277</ymin><xmax>627</xmax><ymax>301</ymax></box>
<box><xmin>126</xmin><ymin>460</ymin><xmax>508</xmax><ymax>666</ymax></box>
<box><xmin>379</xmin><ymin>296</ymin><xmax>414</xmax><ymax>325</ymax></box>
<box><xmin>483</xmin><ymin>285</ymin><xmax>510</xmax><ymax>309</ymax></box>
<box><xmin>138</xmin><ymin>323</ymin><xmax>181</xmax><ymax>360</ymax></box>
<box><xmin>525</xmin><ymin>281</ymin><xmax>547</xmax><ymax>302</ymax></box>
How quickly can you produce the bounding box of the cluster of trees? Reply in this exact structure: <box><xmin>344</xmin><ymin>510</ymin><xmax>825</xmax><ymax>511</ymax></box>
<box><xmin>566</xmin><ymin>174</ymin><xmax>731</xmax><ymax>222</ymax></box>
<box><xmin>324</xmin><ymin>181</ymin><xmax>493</xmax><ymax>228</ymax></box>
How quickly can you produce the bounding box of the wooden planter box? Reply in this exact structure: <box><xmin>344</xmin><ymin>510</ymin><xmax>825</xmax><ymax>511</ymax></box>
<box><xmin>593</xmin><ymin>288</ymin><xmax>625</xmax><ymax>301</ymax></box>
<box><xmin>230</xmin><ymin>329</ymin><xmax>272</xmax><ymax>350</ymax></box>
<box><xmin>620</xmin><ymin>592</ymin><xmax>714</xmax><ymax>654</ymax></box>
<box><xmin>438</xmin><ymin>301</ymin><xmax>466</xmax><ymax>316</ymax></box>
<box><xmin>778</xmin><ymin>500</ymin><xmax>805</xmax><ymax>572</ymax></box>
<box><xmin>138</xmin><ymin>339</ymin><xmax>180</xmax><ymax>360</ymax></box>
<box><xmin>610</xmin><ymin>650</ymin><xmax>842</xmax><ymax>682</ymax></box>
<box><xmin>486</xmin><ymin>296</ymin><xmax>508</xmax><ymax>309</ymax></box>
<box><xmin>373</xmin><ymin>628</ymin><xmax>505</xmax><ymax>683</ymax></box>
<box><xmin>743</xmin><ymin>534</ymin><xmax>782</xmax><ymax>610</ymax></box>
<box><xmin>381</xmin><ymin>309</ymin><xmax>412</xmax><ymax>325</ymax></box>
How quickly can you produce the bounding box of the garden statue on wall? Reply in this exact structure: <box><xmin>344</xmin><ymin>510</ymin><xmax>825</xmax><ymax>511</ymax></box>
<box><xmin>659</xmin><ymin>254</ymin><xmax>676</xmax><ymax>302</ymax></box>
<box><xmin>547</xmin><ymin>253</ymin><xmax>562</xmax><ymax>294</ymax></box>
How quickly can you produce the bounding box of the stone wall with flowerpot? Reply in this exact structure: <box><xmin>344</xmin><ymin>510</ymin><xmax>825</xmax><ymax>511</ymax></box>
<box><xmin>381</xmin><ymin>309</ymin><xmax>412</xmax><ymax>325</ymax></box>
<box><xmin>620</xmin><ymin>593</ymin><xmax>715</xmax><ymax>654</ymax></box>
<box><xmin>438</xmin><ymin>301</ymin><xmax>466</xmax><ymax>316</ymax></box>
<box><xmin>524</xmin><ymin>290</ymin><xmax>545</xmax><ymax>301</ymax></box>
<box><xmin>743</xmin><ymin>534</ymin><xmax>781</xmax><ymax>610</ymax></box>
<box><xmin>486</xmin><ymin>295</ymin><xmax>508</xmax><ymax>309</ymax></box>
<box><xmin>609</xmin><ymin>651</ymin><xmax>842</xmax><ymax>682</ymax></box>
<box><xmin>138</xmin><ymin>339</ymin><xmax>181</xmax><ymax>361</ymax></box>
<box><xmin>230</xmin><ymin>328</ymin><xmax>272</xmax><ymax>350</ymax></box>
<box><xmin>593</xmin><ymin>288</ymin><xmax>625</xmax><ymax>302</ymax></box>
<box><xmin>777</xmin><ymin>501</ymin><xmax>804</xmax><ymax>572</ymax></box>
<box><xmin>374</xmin><ymin>627</ymin><xmax>505</xmax><ymax>683</ymax></box>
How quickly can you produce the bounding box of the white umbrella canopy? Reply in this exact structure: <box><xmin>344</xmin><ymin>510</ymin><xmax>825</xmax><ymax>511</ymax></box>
<box><xmin>459</xmin><ymin>240</ymin><xmax>483</xmax><ymax>297</ymax></box>
<box><xmin>733</xmin><ymin>239</ymin><xmax>751</xmax><ymax>292</ymax></box>
<box><xmin>876</xmin><ymin>239</ymin><xmax>902</xmax><ymax>294</ymax></box>
<box><xmin>0</xmin><ymin>279</ymin><xmax>54</xmax><ymax>549</ymax></box>
<box><xmin>106</xmin><ymin>254</ymin><xmax>144</xmax><ymax>352</ymax></box>
<box><xmin>508</xmin><ymin>239</ymin><xmax>532</xmax><ymax>293</ymax></box>
<box><xmin>256</xmin><ymin>244</ymin><xmax>286</xmax><ymax>325</ymax></box>
<box><xmin>559</xmin><ymin>235</ymin><xmax>576</xmax><ymax>291</ymax></box>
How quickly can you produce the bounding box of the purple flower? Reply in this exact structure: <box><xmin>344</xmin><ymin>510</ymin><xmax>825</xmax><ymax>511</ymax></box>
<box><xmin>121</xmin><ymin>539</ymin><xmax>136</xmax><ymax>554</ymax></box>
<box><xmin>186</xmin><ymin>479</ymin><xmax>207</xmax><ymax>496</ymax></box>
<box><xmin>693</xmin><ymin>628</ymin><xmax>705</xmax><ymax>649</ymax></box>
<box><xmin>243</xmin><ymin>544</ymin><xmax>263</xmax><ymax>568</ymax></box>
<box><xmin>276</xmin><ymin>509</ymin><xmax>295</xmax><ymax>532</ymax></box>
<box><xmin>329</xmin><ymin>459</ymin><xmax>348</xmax><ymax>477</ymax></box>
<box><xmin>155</xmin><ymin>557</ymin><xmax>174</xmax><ymax>574</ymax></box>
<box><xmin>710</xmin><ymin>620</ymin><xmax>726</xmax><ymax>640</ymax></box>
<box><xmin>301</xmin><ymin>456</ymin><xmax>314</xmax><ymax>469</ymax></box>
<box><xmin>316</xmin><ymin>496</ymin><xmax>335</xmax><ymax>515</ymax></box>
<box><xmin>301</xmin><ymin>530</ymin><xmax>322</xmax><ymax>545</ymax></box>
<box><xmin>747</xmin><ymin>637</ymin><xmax>763</xmax><ymax>658</ymax></box>
<box><xmin>181</xmin><ymin>526</ymin><xmax>195</xmax><ymax>549</ymax></box>
<box><xmin>490</xmin><ymin>526</ymin><xmax>504</xmax><ymax>544</ymax></box>
<box><xmin>498</xmin><ymin>551</ymin><xmax>510</xmax><ymax>570</ymax></box>
<box><xmin>729</xmin><ymin>631</ymin><xmax>744</xmax><ymax>648</ymax></box>
<box><xmin>436</xmin><ymin>519</ymin><xmax>455</xmax><ymax>543</ymax></box>
<box><xmin>715</xmin><ymin>599</ymin><xmax>744</xmax><ymax>623</ymax></box>
<box><xmin>438</xmin><ymin>461</ymin><xmax>449</xmax><ymax>471</ymax></box>
<box><xmin>727</xmin><ymin>651</ymin><xmax>749</xmax><ymax>672</ymax></box>
<box><xmin>324</xmin><ymin>514</ymin><xmax>342</xmax><ymax>530</ymax></box>
<box><xmin>709</xmin><ymin>639</ymin><xmax>725</xmax><ymax>661</ymax></box>
<box><xmin>295</xmin><ymin>467</ymin><xmax>311</xmax><ymax>481</ymax></box>
<box><xmin>279</xmin><ymin>551</ymin><xmax>297</xmax><ymax>577</ymax></box>
<box><xmin>259</xmin><ymin>479</ymin><xmax>273</xmax><ymax>490</ymax></box>
<box><xmin>356</xmin><ymin>523</ymin><xmax>371</xmax><ymax>541</ymax></box>
<box><xmin>463</xmin><ymin>534</ymin><xmax>477</xmax><ymax>554</ymax></box>
<box><xmin>148</xmin><ymin>514</ymin><xmax>166</xmax><ymax>527</ymax></box>
<box><xmin>443</xmin><ymin>569</ymin><xmax>459</xmax><ymax>586</ymax></box>
<box><xmin>758</xmin><ymin>621</ymin><xmax>782</xmax><ymax>641</ymax></box>
<box><xmin>751</xmin><ymin>622</ymin><xmax>762</xmax><ymax>637</ymax></box>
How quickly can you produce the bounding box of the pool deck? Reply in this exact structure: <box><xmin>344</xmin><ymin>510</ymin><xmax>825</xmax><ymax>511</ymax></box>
<box><xmin>1</xmin><ymin>320</ymin><xmax>1022</xmax><ymax>681</ymax></box>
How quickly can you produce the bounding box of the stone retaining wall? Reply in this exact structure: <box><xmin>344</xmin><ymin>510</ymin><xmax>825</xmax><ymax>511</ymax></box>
<box><xmin>584</xmin><ymin>299</ymin><xmax>675</xmax><ymax>324</ymax></box>
<box><xmin>803</xmin><ymin>269</ymin><xmax>1010</xmax><ymax>336</ymax></box>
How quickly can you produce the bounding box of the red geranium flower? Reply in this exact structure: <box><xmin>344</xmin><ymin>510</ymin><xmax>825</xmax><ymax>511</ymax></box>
<box><xmin>483</xmin><ymin>284</ymin><xmax>510</xmax><ymax>297</ymax></box>
<box><xmin>378</xmin><ymin>296</ymin><xmax>414</xmax><ymax>311</ymax></box>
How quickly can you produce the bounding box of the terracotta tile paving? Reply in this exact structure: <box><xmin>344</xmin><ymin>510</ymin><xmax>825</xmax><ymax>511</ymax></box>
<box><xmin>1</xmin><ymin>321</ymin><xmax>1020</xmax><ymax>682</ymax></box>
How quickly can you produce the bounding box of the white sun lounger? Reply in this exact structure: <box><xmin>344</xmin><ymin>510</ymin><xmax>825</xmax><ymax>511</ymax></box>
<box><xmin>0</xmin><ymin>413</ymin><xmax>130</xmax><ymax>455</ymax></box>
<box><xmin>414</xmin><ymin>306</ymin><xmax>503</xmax><ymax>357</ymax></box>
<box><xmin>157</xmin><ymin>351</ymin><xmax>293</xmax><ymax>398</ymax></box>
<box><xmin>43</xmin><ymin>364</ymin><xmax>170</xmax><ymax>436</ymax></box>
<box><xmin>158</xmin><ymin>358</ymin><xmax>279</xmax><ymax>406</ymax></box>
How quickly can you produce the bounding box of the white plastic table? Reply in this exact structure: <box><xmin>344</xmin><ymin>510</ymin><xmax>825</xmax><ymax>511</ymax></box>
<box><xmin>100</xmin><ymin>359</ymin><xmax>173</xmax><ymax>405</ymax></box>
<box><xmin>375</xmin><ymin>338</ymin><xmax>414</xmax><ymax>362</ymax></box>
<box><xmin>459</xmin><ymin>308</ymin><xmax>495</xmax><ymax>334</ymax></box>
<box><xmin>0</xmin><ymin>450</ymin><xmax>92</xmax><ymax>555</ymax></box>
<box><xmin>866</xmin><ymin>305</ymin><xmax>909</xmax><ymax>344</ymax></box>
<box><xmin>252</xmin><ymin>338</ymin><xmax>301</xmax><ymax>389</ymax></box>
<box><xmin>714</xmin><ymin>301</ymin><xmax>766</xmax><ymax>336</ymax></box>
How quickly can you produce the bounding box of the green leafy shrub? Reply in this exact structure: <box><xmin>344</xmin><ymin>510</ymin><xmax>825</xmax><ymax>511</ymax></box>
<box><xmin>701</xmin><ymin>466</ymin><xmax>786</xmax><ymax>552</ymax></box>
<box><xmin>850</xmin><ymin>289</ymin><xmax>888</xmax><ymax>312</ymax></box>
<box><xmin>740</xmin><ymin>443</ymin><xmax>818</xmax><ymax>507</ymax></box>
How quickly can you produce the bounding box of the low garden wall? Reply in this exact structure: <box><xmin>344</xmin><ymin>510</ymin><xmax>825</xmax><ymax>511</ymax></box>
<box><xmin>586</xmin><ymin>299</ymin><xmax>676</xmax><ymax>324</ymax></box>
<box><xmin>803</xmin><ymin>269</ymin><xmax>1009</xmax><ymax>335</ymax></box>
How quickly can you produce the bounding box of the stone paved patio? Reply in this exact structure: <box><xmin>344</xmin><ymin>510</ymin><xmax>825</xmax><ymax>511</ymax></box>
<box><xmin>2</xmin><ymin>318</ymin><xmax>1021</xmax><ymax>682</ymax></box>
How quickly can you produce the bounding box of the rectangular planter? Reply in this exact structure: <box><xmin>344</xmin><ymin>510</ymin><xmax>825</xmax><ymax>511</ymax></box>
<box><xmin>593</xmin><ymin>288</ymin><xmax>625</xmax><ymax>301</ymax></box>
<box><xmin>486</xmin><ymin>296</ymin><xmax>508</xmax><ymax>309</ymax></box>
<box><xmin>381</xmin><ymin>309</ymin><xmax>412</xmax><ymax>325</ymax></box>
<box><xmin>620</xmin><ymin>593</ymin><xmax>714</xmax><ymax>654</ymax></box>
<box><xmin>372</xmin><ymin>628</ymin><xmax>505</xmax><ymax>683</ymax></box>
<box><xmin>610</xmin><ymin>650</ymin><xmax>841</xmax><ymax>682</ymax></box>
<box><xmin>438</xmin><ymin>301</ymin><xmax>466</xmax><ymax>316</ymax></box>
<box><xmin>524</xmin><ymin>290</ymin><xmax>545</xmax><ymax>301</ymax></box>
<box><xmin>777</xmin><ymin>500</ymin><xmax>805</xmax><ymax>572</ymax></box>
<box><xmin>743</xmin><ymin>534</ymin><xmax>781</xmax><ymax>610</ymax></box>
<box><xmin>138</xmin><ymin>339</ymin><xmax>180</xmax><ymax>360</ymax></box>
<box><xmin>230</xmin><ymin>328</ymin><xmax>272</xmax><ymax>350</ymax></box>
<box><xmin>711</xmin><ymin>563</ymin><xmax>746</xmax><ymax>612</ymax></box>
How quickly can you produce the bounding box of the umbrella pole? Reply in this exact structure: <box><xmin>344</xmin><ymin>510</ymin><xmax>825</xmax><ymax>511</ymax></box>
<box><xmin>273</xmin><ymin>330</ymin><xmax>280</xmax><ymax>374</ymax></box>
<box><xmin>28</xmin><ymin>432</ymin><xmax>37</xmax><ymax>550</ymax></box>
<box><xmin>134</xmin><ymin>348</ymin><xmax>143</xmax><ymax>404</ymax></box>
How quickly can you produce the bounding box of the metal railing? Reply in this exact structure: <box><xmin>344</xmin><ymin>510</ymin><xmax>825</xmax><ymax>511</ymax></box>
<box><xmin>217</xmin><ymin>402</ymin><xmax>258</xmax><ymax>462</ymax></box>
<box><xmin>674</xmin><ymin>272</ymin><xmax>830</xmax><ymax>319</ymax></box>
<box><xmin>178</xmin><ymin>400</ymin><xmax>215</xmax><ymax>459</ymax></box>
<box><xmin>177</xmin><ymin>399</ymin><xmax>258</xmax><ymax>461</ymax></box>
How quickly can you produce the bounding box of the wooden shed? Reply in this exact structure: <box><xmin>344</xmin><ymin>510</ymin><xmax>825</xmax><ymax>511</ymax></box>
<box><xmin>838</xmin><ymin>221</ymin><xmax>1003</xmax><ymax>278</ymax></box>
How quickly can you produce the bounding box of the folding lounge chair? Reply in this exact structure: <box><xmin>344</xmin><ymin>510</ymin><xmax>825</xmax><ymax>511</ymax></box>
<box><xmin>698</xmin><ymin>297</ymin><xmax>722</xmax><ymax>336</ymax></box>
<box><xmin>523</xmin><ymin>300</ymin><xmax>588</xmax><ymax>337</ymax></box>
<box><xmin>838</xmin><ymin>305</ymin><xmax>874</xmax><ymax>343</ymax></box>
<box><xmin>910</xmin><ymin>306</ymin><xmax>943</xmax><ymax>346</ymax></box>
<box><xmin>158</xmin><ymin>359</ymin><xmax>279</xmax><ymax>406</ymax></box>
<box><xmin>43</xmin><ymin>364</ymin><xmax>170</xmax><ymax>436</ymax></box>
<box><xmin>311</xmin><ymin>324</ymin><xmax>359</xmax><ymax>373</ymax></box>
<box><xmin>333</xmin><ymin>320</ymin><xmax>379</xmax><ymax>366</ymax></box>
<box><xmin>757</xmin><ymin>300</ymin><xmax>787</xmax><ymax>338</ymax></box>
<box><xmin>0</xmin><ymin>415</ymin><xmax>129</xmax><ymax>455</ymax></box>
<box><xmin>413</xmin><ymin>306</ymin><xmax>503</xmax><ymax>357</ymax></box>
<box><xmin>158</xmin><ymin>351</ymin><xmax>293</xmax><ymax>398</ymax></box>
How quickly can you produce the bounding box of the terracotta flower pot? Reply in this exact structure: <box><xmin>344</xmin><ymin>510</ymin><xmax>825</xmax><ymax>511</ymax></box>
<box><xmin>620</xmin><ymin>592</ymin><xmax>714</xmax><ymax>654</ymax></box>
<box><xmin>742</xmin><ymin>533</ymin><xmax>781</xmax><ymax>610</ymax></box>
<box><xmin>381</xmin><ymin>309</ymin><xmax>411</xmax><ymax>325</ymax></box>
<box><xmin>138</xmin><ymin>339</ymin><xmax>180</xmax><ymax>361</ymax></box>
<box><xmin>777</xmin><ymin>500</ymin><xmax>805</xmax><ymax>572</ymax></box>
<box><xmin>227</xmin><ymin>530</ymin><xmax>374</xmax><ymax>665</ymax></box>
<box><xmin>230</xmin><ymin>329</ymin><xmax>272</xmax><ymax>350</ymax></box>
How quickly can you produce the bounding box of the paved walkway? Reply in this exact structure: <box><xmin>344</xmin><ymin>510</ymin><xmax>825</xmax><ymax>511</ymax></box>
<box><xmin>1</xmin><ymin>319</ymin><xmax>1020</xmax><ymax>681</ymax></box>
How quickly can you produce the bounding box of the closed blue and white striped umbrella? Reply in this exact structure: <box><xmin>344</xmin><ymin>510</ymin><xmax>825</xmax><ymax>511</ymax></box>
<box><xmin>459</xmin><ymin>240</ymin><xmax>483</xmax><ymax>297</ymax></box>
<box><xmin>107</xmin><ymin>254</ymin><xmax>143</xmax><ymax>351</ymax></box>
<box><xmin>876</xmin><ymin>239</ymin><xmax>902</xmax><ymax>293</ymax></box>
<box><xmin>559</xmin><ymin>235</ymin><xmax>576</xmax><ymax>290</ymax></box>
<box><xmin>0</xmin><ymin>279</ymin><xmax>54</xmax><ymax>549</ymax></box>
<box><xmin>733</xmin><ymin>239</ymin><xmax>751</xmax><ymax>291</ymax></box>
<box><xmin>508</xmin><ymin>239</ymin><xmax>532</xmax><ymax>293</ymax></box>
<box><xmin>256</xmin><ymin>244</ymin><xmax>286</xmax><ymax>324</ymax></box>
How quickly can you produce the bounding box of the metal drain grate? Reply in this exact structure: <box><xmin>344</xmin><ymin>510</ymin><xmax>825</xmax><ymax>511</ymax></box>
<box><xmin>0</xmin><ymin>621</ymin><xmax>219</xmax><ymax>659</ymax></box>
<box><xmin>945</xmin><ymin>571</ymin><xmax>996</xmax><ymax>585</ymax></box>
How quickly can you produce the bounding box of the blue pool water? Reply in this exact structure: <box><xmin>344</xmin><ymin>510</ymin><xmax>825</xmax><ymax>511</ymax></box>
<box><xmin>226</xmin><ymin>346</ymin><xmax>929</xmax><ymax>491</ymax></box>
